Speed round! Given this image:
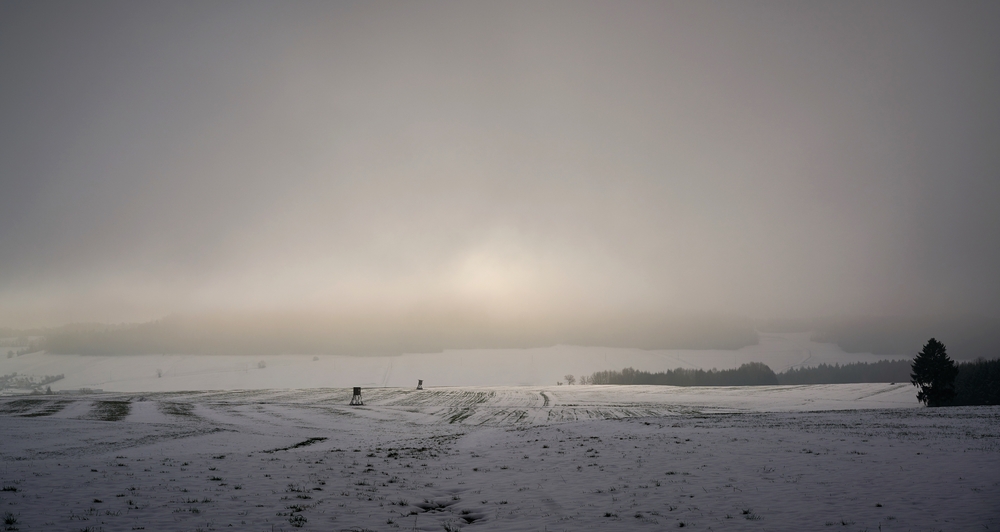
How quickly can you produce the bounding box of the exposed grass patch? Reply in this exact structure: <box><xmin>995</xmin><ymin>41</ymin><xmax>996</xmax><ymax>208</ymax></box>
<box><xmin>158</xmin><ymin>402</ymin><xmax>195</xmax><ymax>418</ymax></box>
<box><xmin>90</xmin><ymin>401</ymin><xmax>130</xmax><ymax>421</ymax></box>
<box><xmin>3</xmin><ymin>512</ymin><xmax>18</xmax><ymax>528</ymax></box>
<box><xmin>22</xmin><ymin>400</ymin><xmax>72</xmax><ymax>417</ymax></box>
<box><xmin>262</xmin><ymin>437</ymin><xmax>328</xmax><ymax>454</ymax></box>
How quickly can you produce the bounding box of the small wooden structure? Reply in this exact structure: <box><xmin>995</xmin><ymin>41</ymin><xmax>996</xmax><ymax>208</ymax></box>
<box><xmin>349</xmin><ymin>386</ymin><xmax>363</xmax><ymax>406</ymax></box>
<box><xmin>416</xmin><ymin>379</ymin><xmax>423</xmax><ymax>390</ymax></box>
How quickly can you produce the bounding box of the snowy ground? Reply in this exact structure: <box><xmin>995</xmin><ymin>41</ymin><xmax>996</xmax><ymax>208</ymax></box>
<box><xmin>1</xmin><ymin>332</ymin><xmax>909</xmax><ymax>392</ymax></box>
<box><xmin>2</xmin><ymin>385</ymin><xmax>998</xmax><ymax>532</ymax></box>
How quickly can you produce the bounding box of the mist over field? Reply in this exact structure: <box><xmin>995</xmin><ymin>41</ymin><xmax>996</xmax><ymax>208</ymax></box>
<box><xmin>4</xmin><ymin>313</ymin><xmax>998</xmax><ymax>362</ymax></box>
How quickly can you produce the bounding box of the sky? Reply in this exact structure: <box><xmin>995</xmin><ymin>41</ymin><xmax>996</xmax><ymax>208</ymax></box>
<box><xmin>1</xmin><ymin>1</ymin><xmax>998</xmax><ymax>328</ymax></box>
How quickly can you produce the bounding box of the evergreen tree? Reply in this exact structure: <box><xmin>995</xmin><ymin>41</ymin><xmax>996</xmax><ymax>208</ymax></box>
<box><xmin>910</xmin><ymin>338</ymin><xmax>958</xmax><ymax>406</ymax></box>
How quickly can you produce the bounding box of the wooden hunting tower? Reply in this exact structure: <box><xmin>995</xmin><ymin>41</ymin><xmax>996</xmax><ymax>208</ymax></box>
<box><xmin>350</xmin><ymin>387</ymin><xmax>363</xmax><ymax>406</ymax></box>
<box><xmin>417</xmin><ymin>379</ymin><xmax>423</xmax><ymax>390</ymax></box>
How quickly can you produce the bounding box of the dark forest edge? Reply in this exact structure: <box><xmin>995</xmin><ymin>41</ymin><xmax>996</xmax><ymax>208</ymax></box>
<box><xmin>586</xmin><ymin>360</ymin><xmax>916</xmax><ymax>386</ymax></box>
<box><xmin>584</xmin><ymin>359</ymin><xmax>1000</xmax><ymax>406</ymax></box>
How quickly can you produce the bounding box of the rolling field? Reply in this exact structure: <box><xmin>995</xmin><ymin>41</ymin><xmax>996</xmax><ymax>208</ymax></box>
<box><xmin>1</xmin><ymin>385</ymin><xmax>998</xmax><ymax>531</ymax></box>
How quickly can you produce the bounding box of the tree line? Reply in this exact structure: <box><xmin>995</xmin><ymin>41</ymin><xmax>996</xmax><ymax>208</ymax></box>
<box><xmin>586</xmin><ymin>362</ymin><xmax>780</xmax><ymax>386</ymax></box>
<box><xmin>584</xmin><ymin>361</ymin><xmax>913</xmax><ymax>386</ymax></box>
<box><xmin>0</xmin><ymin>372</ymin><xmax>64</xmax><ymax>391</ymax></box>
<box><xmin>777</xmin><ymin>359</ymin><xmax>911</xmax><ymax>384</ymax></box>
<box><xmin>947</xmin><ymin>358</ymin><xmax>1000</xmax><ymax>406</ymax></box>
<box><xmin>908</xmin><ymin>338</ymin><xmax>1000</xmax><ymax>407</ymax></box>
<box><xmin>582</xmin><ymin>355</ymin><xmax>999</xmax><ymax>406</ymax></box>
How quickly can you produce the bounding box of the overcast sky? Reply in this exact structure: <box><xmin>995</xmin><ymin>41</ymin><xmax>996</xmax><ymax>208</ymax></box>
<box><xmin>1</xmin><ymin>1</ymin><xmax>998</xmax><ymax>327</ymax></box>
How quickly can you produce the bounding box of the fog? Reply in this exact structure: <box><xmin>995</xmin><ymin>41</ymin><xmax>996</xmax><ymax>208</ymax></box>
<box><xmin>2</xmin><ymin>2</ymin><xmax>998</xmax><ymax>338</ymax></box>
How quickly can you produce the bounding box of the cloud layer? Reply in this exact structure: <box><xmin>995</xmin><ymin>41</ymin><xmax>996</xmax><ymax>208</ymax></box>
<box><xmin>1</xmin><ymin>1</ymin><xmax>998</xmax><ymax>327</ymax></box>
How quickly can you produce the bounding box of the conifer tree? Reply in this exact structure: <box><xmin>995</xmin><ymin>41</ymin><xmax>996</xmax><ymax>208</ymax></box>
<box><xmin>910</xmin><ymin>338</ymin><xmax>958</xmax><ymax>406</ymax></box>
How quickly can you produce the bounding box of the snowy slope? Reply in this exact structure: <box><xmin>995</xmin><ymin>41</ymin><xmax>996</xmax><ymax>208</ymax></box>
<box><xmin>0</xmin><ymin>388</ymin><xmax>996</xmax><ymax>531</ymax></box>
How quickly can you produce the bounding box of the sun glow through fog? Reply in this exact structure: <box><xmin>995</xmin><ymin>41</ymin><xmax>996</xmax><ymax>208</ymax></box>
<box><xmin>1</xmin><ymin>1</ymin><xmax>998</xmax><ymax>327</ymax></box>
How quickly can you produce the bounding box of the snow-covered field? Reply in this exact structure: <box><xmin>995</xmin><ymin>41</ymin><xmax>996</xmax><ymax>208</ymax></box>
<box><xmin>1</xmin><ymin>332</ymin><xmax>908</xmax><ymax>392</ymax></box>
<box><xmin>2</xmin><ymin>334</ymin><xmax>994</xmax><ymax>530</ymax></box>
<box><xmin>2</xmin><ymin>385</ymin><xmax>998</xmax><ymax>531</ymax></box>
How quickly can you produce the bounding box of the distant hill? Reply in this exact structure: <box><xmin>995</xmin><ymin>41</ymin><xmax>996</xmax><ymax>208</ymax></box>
<box><xmin>811</xmin><ymin>316</ymin><xmax>1000</xmax><ymax>360</ymax></box>
<box><xmin>39</xmin><ymin>312</ymin><xmax>758</xmax><ymax>356</ymax></box>
<box><xmin>758</xmin><ymin>315</ymin><xmax>1000</xmax><ymax>360</ymax></box>
<box><xmin>25</xmin><ymin>313</ymin><xmax>1000</xmax><ymax>360</ymax></box>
